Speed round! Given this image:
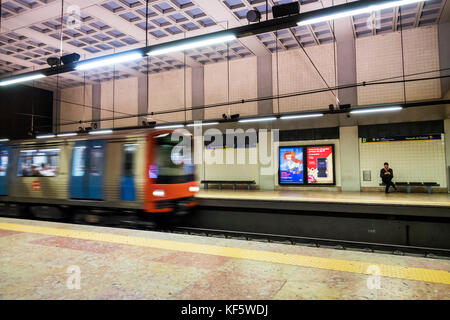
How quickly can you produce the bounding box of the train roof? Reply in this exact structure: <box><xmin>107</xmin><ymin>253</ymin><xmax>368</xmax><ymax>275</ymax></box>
<box><xmin>0</xmin><ymin>127</ymin><xmax>192</xmax><ymax>147</ymax></box>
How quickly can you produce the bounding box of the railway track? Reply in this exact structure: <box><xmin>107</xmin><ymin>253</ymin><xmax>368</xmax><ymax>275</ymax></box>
<box><xmin>1</xmin><ymin>207</ymin><xmax>449</xmax><ymax>260</ymax></box>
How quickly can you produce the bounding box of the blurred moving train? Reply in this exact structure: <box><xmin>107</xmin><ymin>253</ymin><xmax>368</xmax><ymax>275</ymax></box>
<box><xmin>0</xmin><ymin>129</ymin><xmax>199</xmax><ymax>218</ymax></box>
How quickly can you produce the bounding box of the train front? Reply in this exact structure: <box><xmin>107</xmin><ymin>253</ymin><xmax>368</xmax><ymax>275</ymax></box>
<box><xmin>145</xmin><ymin>130</ymin><xmax>199</xmax><ymax>214</ymax></box>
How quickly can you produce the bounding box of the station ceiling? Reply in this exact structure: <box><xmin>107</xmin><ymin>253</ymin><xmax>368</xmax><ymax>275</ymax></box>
<box><xmin>0</xmin><ymin>0</ymin><xmax>446</xmax><ymax>88</ymax></box>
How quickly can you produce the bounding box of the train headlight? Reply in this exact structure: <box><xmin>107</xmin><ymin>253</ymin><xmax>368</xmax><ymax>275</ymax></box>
<box><xmin>153</xmin><ymin>190</ymin><xmax>166</xmax><ymax>197</ymax></box>
<box><xmin>189</xmin><ymin>186</ymin><xmax>200</xmax><ymax>193</ymax></box>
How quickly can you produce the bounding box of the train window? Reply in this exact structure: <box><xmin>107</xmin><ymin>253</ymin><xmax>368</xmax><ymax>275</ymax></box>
<box><xmin>90</xmin><ymin>145</ymin><xmax>104</xmax><ymax>176</ymax></box>
<box><xmin>72</xmin><ymin>146</ymin><xmax>86</xmax><ymax>177</ymax></box>
<box><xmin>17</xmin><ymin>149</ymin><xmax>60</xmax><ymax>177</ymax></box>
<box><xmin>0</xmin><ymin>150</ymin><xmax>8</xmax><ymax>177</ymax></box>
<box><xmin>154</xmin><ymin>133</ymin><xmax>194</xmax><ymax>184</ymax></box>
<box><xmin>123</xmin><ymin>144</ymin><xmax>136</xmax><ymax>177</ymax></box>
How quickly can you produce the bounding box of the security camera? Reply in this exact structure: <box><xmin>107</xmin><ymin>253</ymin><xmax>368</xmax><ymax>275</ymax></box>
<box><xmin>47</xmin><ymin>57</ymin><xmax>60</xmax><ymax>68</ymax></box>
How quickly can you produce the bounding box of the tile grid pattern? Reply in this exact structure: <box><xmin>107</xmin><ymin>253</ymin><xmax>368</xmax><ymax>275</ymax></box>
<box><xmin>359</xmin><ymin>138</ymin><xmax>447</xmax><ymax>187</ymax></box>
<box><xmin>0</xmin><ymin>0</ymin><xmax>446</xmax><ymax>88</ymax></box>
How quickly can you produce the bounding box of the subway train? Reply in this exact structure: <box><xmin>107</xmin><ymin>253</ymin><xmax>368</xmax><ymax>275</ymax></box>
<box><xmin>0</xmin><ymin>129</ymin><xmax>199</xmax><ymax>220</ymax></box>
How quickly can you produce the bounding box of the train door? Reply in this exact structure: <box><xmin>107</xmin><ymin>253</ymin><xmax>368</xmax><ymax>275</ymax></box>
<box><xmin>0</xmin><ymin>148</ymin><xmax>9</xmax><ymax>196</ymax></box>
<box><xmin>70</xmin><ymin>140</ymin><xmax>106</xmax><ymax>200</ymax></box>
<box><xmin>120</xmin><ymin>143</ymin><xmax>137</xmax><ymax>201</ymax></box>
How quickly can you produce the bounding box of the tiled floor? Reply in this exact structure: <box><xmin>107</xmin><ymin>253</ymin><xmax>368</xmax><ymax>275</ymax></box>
<box><xmin>0</xmin><ymin>217</ymin><xmax>449</xmax><ymax>300</ymax></box>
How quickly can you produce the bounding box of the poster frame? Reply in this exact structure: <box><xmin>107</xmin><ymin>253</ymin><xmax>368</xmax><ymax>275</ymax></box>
<box><xmin>278</xmin><ymin>144</ymin><xmax>336</xmax><ymax>186</ymax></box>
<box><xmin>278</xmin><ymin>146</ymin><xmax>306</xmax><ymax>186</ymax></box>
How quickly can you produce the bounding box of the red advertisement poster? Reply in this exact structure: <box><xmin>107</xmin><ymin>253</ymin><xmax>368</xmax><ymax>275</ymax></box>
<box><xmin>307</xmin><ymin>146</ymin><xmax>334</xmax><ymax>184</ymax></box>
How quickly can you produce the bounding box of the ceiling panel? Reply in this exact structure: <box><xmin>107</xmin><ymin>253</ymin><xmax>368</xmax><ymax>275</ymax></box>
<box><xmin>0</xmin><ymin>0</ymin><xmax>445</xmax><ymax>88</ymax></box>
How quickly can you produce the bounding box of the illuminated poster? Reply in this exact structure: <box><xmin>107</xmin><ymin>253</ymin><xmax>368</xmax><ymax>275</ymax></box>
<box><xmin>307</xmin><ymin>146</ymin><xmax>334</xmax><ymax>184</ymax></box>
<box><xmin>279</xmin><ymin>147</ymin><xmax>304</xmax><ymax>184</ymax></box>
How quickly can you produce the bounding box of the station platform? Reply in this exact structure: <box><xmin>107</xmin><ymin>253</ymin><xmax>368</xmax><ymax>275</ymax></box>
<box><xmin>0</xmin><ymin>217</ymin><xmax>449</xmax><ymax>300</ymax></box>
<box><xmin>196</xmin><ymin>190</ymin><xmax>450</xmax><ymax>217</ymax></box>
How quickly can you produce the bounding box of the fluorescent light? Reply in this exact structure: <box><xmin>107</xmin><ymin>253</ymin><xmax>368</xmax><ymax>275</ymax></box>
<box><xmin>297</xmin><ymin>0</ymin><xmax>429</xmax><ymax>26</ymax></box>
<box><xmin>36</xmin><ymin>134</ymin><xmax>56</xmax><ymax>139</ymax></box>
<box><xmin>40</xmin><ymin>149</ymin><xmax>60</xmax><ymax>152</ymax></box>
<box><xmin>155</xmin><ymin>124</ymin><xmax>185</xmax><ymax>129</ymax></box>
<box><xmin>148</xmin><ymin>34</ymin><xmax>237</xmax><ymax>56</ymax></box>
<box><xmin>89</xmin><ymin>130</ymin><xmax>113</xmax><ymax>135</ymax></box>
<box><xmin>281</xmin><ymin>113</ymin><xmax>324</xmax><ymax>120</ymax></box>
<box><xmin>57</xmin><ymin>133</ymin><xmax>77</xmax><ymax>137</ymax></box>
<box><xmin>350</xmin><ymin>106</ymin><xmax>403</xmax><ymax>114</ymax></box>
<box><xmin>76</xmin><ymin>52</ymin><xmax>143</xmax><ymax>71</ymax></box>
<box><xmin>0</xmin><ymin>73</ymin><xmax>45</xmax><ymax>86</ymax></box>
<box><xmin>238</xmin><ymin>117</ymin><xmax>277</xmax><ymax>123</ymax></box>
<box><xmin>0</xmin><ymin>138</ymin><xmax>9</xmax><ymax>142</ymax></box>
<box><xmin>187</xmin><ymin>122</ymin><xmax>219</xmax><ymax>127</ymax></box>
<box><xmin>21</xmin><ymin>150</ymin><xmax>37</xmax><ymax>153</ymax></box>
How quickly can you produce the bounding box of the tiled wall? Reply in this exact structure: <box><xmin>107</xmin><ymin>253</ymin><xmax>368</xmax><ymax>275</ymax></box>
<box><xmin>148</xmin><ymin>68</ymin><xmax>192</xmax><ymax>124</ymax></box>
<box><xmin>202</xmin><ymin>146</ymin><xmax>260</xmax><ymax>184</ymax></box>
<box><xmin>272</xmin><ymin>43</ymin><xmax>337</xmax><ymax>114</ymax></box>
<box><xmin>359</xmin><ymin>137</ymin><xmax>447</xmax><ymax>188</ymax></box>
<box><xmin>57</xmin><ymin>25</ymin><xmax>443</xmax><ymax>130</ymax></box>
<box><xmin>201</xmin><ymin>138</ymin><xmax>342</xmax><ymax>190</ymax></box>
<box><xmin>203</xmin><ymin>56</ymin><xmax>258</xmax><ymax>120</ymax></box>
<box><xmin>60</xmin><ymin>85</ymin><xmax>92</xmax><ymax>132</ymax></box>
<box><xmin>101</xmin><ymin>77</ymin><xmax>139</xmax><ymax>128</ymax></box>
<box><xmin>356</xmin><ymin>25</ymin><xmax>441</xmax><ymax>105</ymax></box>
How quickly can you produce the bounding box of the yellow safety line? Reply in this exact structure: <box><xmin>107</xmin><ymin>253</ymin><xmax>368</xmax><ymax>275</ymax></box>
<box><xmin>196</xmin><ymin>194</ymin><xmax>450</xmax><ymax>207</ymax></box>
<box><xmin>0</xmin><ymin>222</ymin><xmax>449</xmax><ymax>285</ymax></box>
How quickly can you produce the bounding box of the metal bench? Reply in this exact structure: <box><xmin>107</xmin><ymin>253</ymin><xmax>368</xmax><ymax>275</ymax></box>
<box><xmin>379</xmin><ymin>182</ymin><xmax>439</xmax><ymax>194</ymax></box>
<box><xmin>201</xmin><ymin>180</ymin><xmax>256</xmax><ymax>190</ymax></box>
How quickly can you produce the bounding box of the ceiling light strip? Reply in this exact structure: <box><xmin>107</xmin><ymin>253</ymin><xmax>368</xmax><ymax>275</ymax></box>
<box><xmin>57</xmin><ymin>133</ymin><xmax>78</xmax><ymax>137</ymax></box>
<box><xmin>148</xmin><ymin>34</ymin><xmax>237</xmax><ymax>56</ymax></box>
<box><xmin>154</xmin><ymin>124</ymin><xmax>185</xmax><ymax>129</ymax></box>
<box><xmin>238</xmin><ymin>117</ymin><xmax>277</xmax><ymax>123</ymax></box>
<box><xmin>350</xmin><ymin>106</ymin><xmax>403</xmax><ymax>114</ymax></box>
<box><xmin>0</xmin><ymin>74</ymin><xmax>46</xmax><ymax>86</ymax></box>
<box><xmin>281</xmin><ymin>113</ymin><xmax>324</xmax><ymax>120</ymax></box>
<box><xmin>187</xmin><ymin>122</ymin><xmax>220</xmax><ymax>127</ymax></box>
<box><xmin>89</xmin><ymin>130</ymin><xmax>113</xmax><ymax>135</ymax></box>
<box><xmin>298</xmin><ymin>0</ymin><xmax>430</xmax><ymax>26</ymax></box>
<box><xmin>75</xmin><ymin>52</ymin><xmax>143</xmax><ymax>71</ymax></box>
<box><xmin>36</xmin><ymin>134</ymin><xmax>56</xmax><ymax>139</ymax></box>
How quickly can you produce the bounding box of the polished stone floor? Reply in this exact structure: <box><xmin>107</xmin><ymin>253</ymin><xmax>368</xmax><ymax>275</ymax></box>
<box><xmin>0</xmin><ymin>217</ymin><xmax>449</xmax><ymax>300</ymax></box>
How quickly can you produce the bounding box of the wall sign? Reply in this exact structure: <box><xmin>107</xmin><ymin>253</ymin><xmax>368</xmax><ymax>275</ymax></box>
<box><xmin>361</xmin><ymin>135</ymin><xmax>441</xmax><ymax>143</ymax></box>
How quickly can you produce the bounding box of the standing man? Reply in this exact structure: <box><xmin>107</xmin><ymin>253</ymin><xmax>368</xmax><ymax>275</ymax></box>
<box><xmin>380</xmin><ymin>162</ymin><xmax>397</xmax><ymax>194</ymax></box>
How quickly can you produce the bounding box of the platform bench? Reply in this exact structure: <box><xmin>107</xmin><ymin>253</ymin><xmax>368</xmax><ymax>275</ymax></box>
<box><xmin>379</xmin><ymin>182</ymin><xmax>439</xmax><ymax>194</ymax></box>
<box><xmin>201</xmin><ymin>180</ymin><xmax>256</xmax><ymax>191</ymax></box>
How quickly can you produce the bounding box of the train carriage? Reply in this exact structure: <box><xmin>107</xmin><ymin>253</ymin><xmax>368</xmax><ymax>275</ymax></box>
<box><xmin>0</xmin><ymin>129</ymin><xmax>198</xmax><ymax>218</ymax></box>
